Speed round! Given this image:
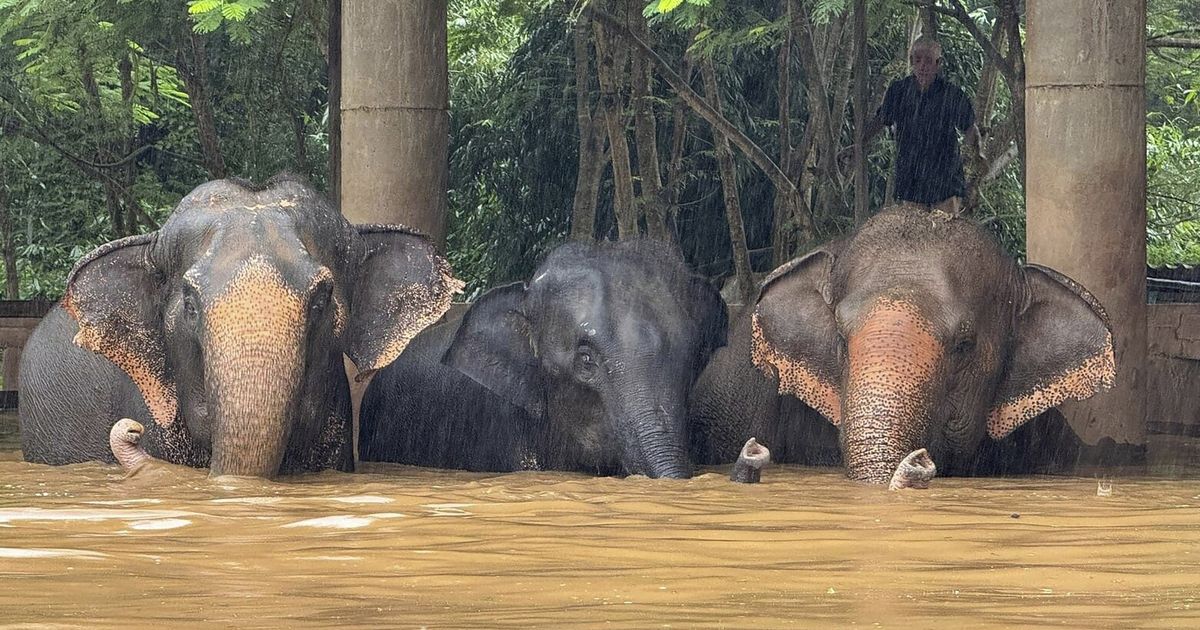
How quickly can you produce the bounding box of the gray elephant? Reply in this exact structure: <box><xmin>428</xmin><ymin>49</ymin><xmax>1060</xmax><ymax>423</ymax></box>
<box><xmin>359</xmin><ymin>240</ymin><xmax>728</xmax><ymax>478</ymax></box>
<box><xmin>689</xmin><ymin>205</ymin><xmax>1115</xmax><ymax>485</ymax></box>
<box><xmin>19</xmin><ymin>174</ymin><xmax>461</xmax><ymax>478</ymax></box>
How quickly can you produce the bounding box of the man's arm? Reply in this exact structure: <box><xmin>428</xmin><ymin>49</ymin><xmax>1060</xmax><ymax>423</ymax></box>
<box><xmin>956</xmin><ymin>87</ymin><xmax>983</xmax><ymax>160</ymax></box>
<box><xmin>963</xmin><ymin>123</ymin><xmax>984</xmax><ymax>161</ymax></box>
<box><xmin>840</xmin><ymin>81</ymin><xmax>896</xmax><ymax>162</ymax></box>
<box><xmin>861</xmin><ymin>114</ymin><xmax>887</xmax><ymax>147</ymax></box>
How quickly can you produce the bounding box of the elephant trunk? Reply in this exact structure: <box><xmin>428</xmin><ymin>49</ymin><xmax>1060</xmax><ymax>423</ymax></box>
<box><xmin>204</xmin><ymin>264</ymin><xmax>307</xmax><ymax>478</ymax></box>
<box><xmin>613</xmin><ymin>381</ymin><xmax>692</xmax><ymax>479</ymax></box>
<box><xmin>841</xmin><ymin>298</ymin><xmax>943</xmax><ymax>485</ymax></box>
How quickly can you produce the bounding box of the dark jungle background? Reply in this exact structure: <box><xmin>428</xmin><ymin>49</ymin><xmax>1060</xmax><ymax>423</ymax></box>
<box><xmin>0</xmin><ymin>0</ymin><xmax>1196</xmax><ymax>301</ymax></box>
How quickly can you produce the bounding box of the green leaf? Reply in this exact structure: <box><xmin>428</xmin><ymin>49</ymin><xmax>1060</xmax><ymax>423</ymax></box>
<box><xmin>221</xmin><ymin>3</ymin><xmax>248</xmax><ymax>21</ymax></box>
<box><xmin>188</xmin><ymin>0</ymin><xmax>222</xmax><ymax>16</ymax></box>
<box><xmin>193</xmin><ymin>10</ymin><xmax>223</xmax><ymax>33</ymax></box>
<box><xmin>657</xmin><ymin>0</ymin><xmax>685</xmax><ymax>12</ymax></box>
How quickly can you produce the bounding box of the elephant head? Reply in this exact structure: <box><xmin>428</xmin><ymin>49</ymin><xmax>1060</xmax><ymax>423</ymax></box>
<box><xmin>751</xmin><ymin>206</ymin><xmax>1115</xmax><ymax>484</ymax></box>
<box><xmin>63</xmin><ymin>174</ymin><xmax>461</xmax><ymax>477</ymax></box>
<box><xmin>443</xmin><ymin>240</ymin><xmax>727</xmax><ymax>478</ymax></box>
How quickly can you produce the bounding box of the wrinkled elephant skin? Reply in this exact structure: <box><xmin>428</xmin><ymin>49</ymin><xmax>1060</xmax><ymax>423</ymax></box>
<box><xmin>360</xmin><ymin>240</ymin><xmax>728</xmax><ymax>479</ymax></box>
<box><xmin>20</xmin><ymin>174</ymin><xmax>461</xmax><ymax>477</ymax></box>
<box><xmin>690</xmin><ymin>205</ymin><xmax>1115</xmax><ymax>484</ymax></box>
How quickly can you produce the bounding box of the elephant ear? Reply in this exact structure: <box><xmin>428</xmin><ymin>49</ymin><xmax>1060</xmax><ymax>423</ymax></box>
<box><xmin>751</xmin><ymin>248</ymin><xmax>843</xmax><ymax>425</ymax></box>
<box><xmin>62</xmin><ymin>233</ymin><xmax>178</xmax><ymax>428</ymax></box>
<box><xmin>442</xmin><ymin>282</ymin><xmax>546</xmax><ymax>418</ymax></box>
<box><xmin>987</xmin><ymin>265</ymin><xmax>1116</xmax><ymax>439</ymax></box>
<box><xmin>345</xmin><ymin>225</ymin><xmax>464</xmax><ymax>378</ymax></box>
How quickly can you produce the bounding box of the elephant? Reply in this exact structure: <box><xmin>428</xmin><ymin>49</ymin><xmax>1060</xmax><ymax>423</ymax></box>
<box><xmin>689</xmin><ymin>204</ymin><xmax>1116</xmax><ymax>485</ymax></box>
<box><xmin>358</xmin><ymin>239</ymin><xmax>729</xmax><ymax>479</ymax></box>
<box><xmin>19</xmin><ymin>173</ymin><xmax>462</xmax><ymax>478</ymax></box>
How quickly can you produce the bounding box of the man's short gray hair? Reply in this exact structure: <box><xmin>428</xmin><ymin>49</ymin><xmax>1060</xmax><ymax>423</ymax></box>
<box><xmin>909</xmin><ymin>35</ymin><xmax>943</xmax><ymax>59</ymax></box>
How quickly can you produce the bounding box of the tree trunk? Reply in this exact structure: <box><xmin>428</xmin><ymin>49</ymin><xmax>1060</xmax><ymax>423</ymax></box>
<box><xmin>118</xmin><ymin>53</ymin><xmax>139</xmax><ymax>233</ymax></box>
<box><xmin>851</xmin><ymin>0</ymin><xmax>869</xmax><ymax>225</ymax></box>
<box><xmin>701</xmin><ymin>60</ymin><xmax>753</xmax><ymax>305</ymax></box>
<box><xmin>823</xmin><ymin>17</ymin><xmax>855</xmax><ymax>222</ymax></box>
<box><xmin>570</xmin><ymin>14</ymin><xmax>604</xmax><ymax>241</ymax></box>
<box><xmin>629</xmin><ymin>0</ymin><xmax>666</xmax><ymax>240</ymax></box>
<box><xmin>327</xmin><ymin>0</ymin><xmax>341</xmax><ymax>205</ymax></box>
<box><xmin>664</xmin><ymin>37</ymin><xmax>696</xmax><ymax>227</ymax></box>
<box><xmin>771</xmin><ymin>0</ymin><xmax>794</xmax><ymax>268</ymax></box>
<box><xmin>592</xmin><ymin>6</ymin><xmax>638</xmax><ymax>240</ymax></box>
<box><xmin>973</xmin><ymin>23</ymin><xmax>1006</xmax><ymax>133</ymax></box>
<box><xmin>177</xmin><ymin>25</ymin><xmax>227</xmax><ymax>179</ymax></box>
<box><xmin>292</xmin><ymin>110</ymin><xmax>310</xmax><ymax>174</ymax></box>
<box><xmin>80</xmin><ymin>57</ymin><xmax>127</xmax><ymax>236</ymax></box>
<box><xmin>0</xmin><ymin>182</ymin><xmax>17</xmax><ymax>390</ymax></box>
<box><xmin>1002</xmin><ymin>0</ymin><xmax>1026</xmax><ymax>191</ymax></box>
<box><xmin>0</xmin><ymin>184</ymin><xmax>15</xmax><ymax>299</ymax></box>
<box><xmin>588</xmin><ymin>8</ymin><xmax>814</xmax><ymax>243</ymax></box>
<box><xmin>792</xmin><ymin>5</ymin><xmax>849</xmax><ymax>223</ymax></box>
<box><xmin>918</xmin><ymin>5</ymin><xmax>938</xmax><ymax>39</ymax></box>
<box><xmin>964</xmin><ymin>21</ymin><xmax>1007</xmax><ymax>212</ymax></box>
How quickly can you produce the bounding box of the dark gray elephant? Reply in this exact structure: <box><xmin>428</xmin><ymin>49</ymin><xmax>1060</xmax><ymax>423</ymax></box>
<box><xmin>19</xmin><ymin>174</ymin><xmax>461</xmax><ymax>477</ymax></box>
<box><xmin>359</xmin><ymin>240</ymin><xmax>728</xmax><ymax>478</ymax></box>
<box><xmin>690</xmin><ymin>205</ymin><xmax>1115</xmax><ymax>485</ymax></box>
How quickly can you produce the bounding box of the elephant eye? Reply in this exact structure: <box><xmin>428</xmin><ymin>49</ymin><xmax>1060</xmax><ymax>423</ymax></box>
<box><xmin>310</xmin><ymin>283</ymin><xmax>332</xmax><ymax>314</ymax></box>
<box><xmin>182</xmin><ymin>290</ymin><xmax>200</xmax><ymax>324</ymax></box>
<box><xmin>952</xmin><ymin>335</ymin><xmax>976</xmax><ymax>355</ymax></box>
<box><xmin>573</xmin><ymin>345</ymin><xmax>601</xmax><ymax>379</ymax></box>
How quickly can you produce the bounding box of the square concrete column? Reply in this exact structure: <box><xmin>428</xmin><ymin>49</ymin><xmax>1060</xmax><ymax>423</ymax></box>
<box><xmin>1025</xmin><ymin>1</ymin><xmax>1146</xmax><ymax>446</ymax></box>
<box><xmin>340</xmin><ymin>0</ymin><xmax>449</xmax><ymax>247</ymax></box>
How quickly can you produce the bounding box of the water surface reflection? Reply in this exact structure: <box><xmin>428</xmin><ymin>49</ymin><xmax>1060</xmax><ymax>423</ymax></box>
<box><xmin>0</xmin><ymin>447</ymin><xmax>1197</xmax><ymax>628</ymax></box>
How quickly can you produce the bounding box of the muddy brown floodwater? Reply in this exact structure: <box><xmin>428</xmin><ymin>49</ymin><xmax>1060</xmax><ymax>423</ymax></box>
<box><xmin>0</xmin><ymin>417</ymin><xmax>1197</xmax><ymax>628</ymax></box>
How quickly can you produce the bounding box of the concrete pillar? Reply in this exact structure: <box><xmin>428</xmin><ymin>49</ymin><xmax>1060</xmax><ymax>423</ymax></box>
<box><xmin>1025</xmin><ymin>1</ymin><xmax>1146</xmax><ymax>446</ymax></box>
<box><xmin>340</xmin><ymin>0</ymin><xmax>448</xmax><ymax>246</ymax></box>
<box><xmin>340</xmin><ymin>1</ymin><xmax>449</xmax><ymax>459</ymax></box>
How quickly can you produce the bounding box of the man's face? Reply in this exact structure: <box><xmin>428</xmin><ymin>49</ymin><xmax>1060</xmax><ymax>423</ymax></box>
<box><xmin>911</xmin><ymin>47</ymin><xmax>941</xmax><ymax>88</ymax></box>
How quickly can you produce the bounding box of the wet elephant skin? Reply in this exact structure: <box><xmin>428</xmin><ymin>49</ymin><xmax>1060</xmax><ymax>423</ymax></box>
<box><xmin>19</xmin><ymin>173</ymin><xmax>462</xmax><ymax>478</ymax></box>
<box><xmin>689</xmin><ymin>205</ymin><xmax>1115</xmax><ymax>484</ymax></box>
<box><xmin>359</xmin><ymin>240</ymin><xmax>728</xmax><ymax>479</ymax></box>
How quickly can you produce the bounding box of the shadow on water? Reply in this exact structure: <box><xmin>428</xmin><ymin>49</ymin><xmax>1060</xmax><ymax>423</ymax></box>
<box><xmin>0</xmin><ymin>411</ymin><xmax>1198</xmax><ymax>628</ymax></box>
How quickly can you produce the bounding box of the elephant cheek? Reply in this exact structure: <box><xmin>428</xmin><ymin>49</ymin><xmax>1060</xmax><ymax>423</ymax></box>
<box><xmin>841</xmin><ymin>299</ymin><xmax>944</xmax><ymax>485</ymax></box>
<box><xmin>203</xmin><ymin>259</ymin><xmax>307</xmax><ymax>477</ymax></box>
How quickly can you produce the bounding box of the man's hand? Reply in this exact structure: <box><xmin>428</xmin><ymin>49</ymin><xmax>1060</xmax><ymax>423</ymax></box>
<box><xmin>964</xmin><ymin>124</ymin><xmax>985</xmax><ymax>162</ymax></box>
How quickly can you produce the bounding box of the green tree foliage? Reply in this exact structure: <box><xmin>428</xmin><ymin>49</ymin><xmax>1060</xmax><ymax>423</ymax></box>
<box><xmin>0</xmin><ymin>0</ymin><xmax>328</xmax><ymax>297</ymax></box>
<box><xmin>1146</xmin><ymin>0</ymin><xmax>1200</xmax><ymax>266</ymax></box>
<box><xmin>0</xmin><ymin>0</ymin><xmax>1197</xmax><ymax>302</ymax></box>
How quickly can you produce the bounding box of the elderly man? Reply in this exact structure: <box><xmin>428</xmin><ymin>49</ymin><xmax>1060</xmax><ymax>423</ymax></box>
<box><xmin>852</xmin><ymin>36</ymin><xmax>982</xmax><ymax>214</ymax></box>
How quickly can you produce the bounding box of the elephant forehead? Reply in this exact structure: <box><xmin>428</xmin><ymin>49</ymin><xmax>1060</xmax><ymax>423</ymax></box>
<box><xmin>847</xmin><ymin>298</ymin><xmax>944</xmax><ymax>377</ymax></box>
<box><xmin>184</xmin><ymin>227</ymin><xmax>329</xmax><ymax>292</ymax></box>
<box><xmin>177</xmin><ymin>176</ymin><xmax>310</xmax><ymax>212</ymax></box>
<box><xmin>204</xmin><ymin>257</ymin><xmax>309</xmax><ymax>333</ymax></box>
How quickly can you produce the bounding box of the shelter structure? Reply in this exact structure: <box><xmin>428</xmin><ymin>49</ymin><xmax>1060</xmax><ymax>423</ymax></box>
<box><xmin>339</xmin><ymin>0</ymin><xmax>449</xmax><ymax>246</ymax></box>
<box><xmin>1026</xmin><ymin>1</ymin><xmax>1150</xmax><ymax>452</ymax></box>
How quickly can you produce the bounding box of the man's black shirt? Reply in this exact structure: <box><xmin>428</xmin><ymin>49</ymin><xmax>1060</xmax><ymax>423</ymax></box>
<box><xmin>878</xmin><ymin>75</ymin><xmax>974</xmax><ymax>204</ymax></box>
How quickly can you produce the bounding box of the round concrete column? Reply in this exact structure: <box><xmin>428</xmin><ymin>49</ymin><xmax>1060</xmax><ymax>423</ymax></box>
<box><xmin>1026</xmin><ymin>1</ymin><xmax>1146</xmax><ymax>446</ymax></box>
<box><xmin>340</xmin><ymin>0</ymin><xmax>448</xmax><ymax>246</ymax></box>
